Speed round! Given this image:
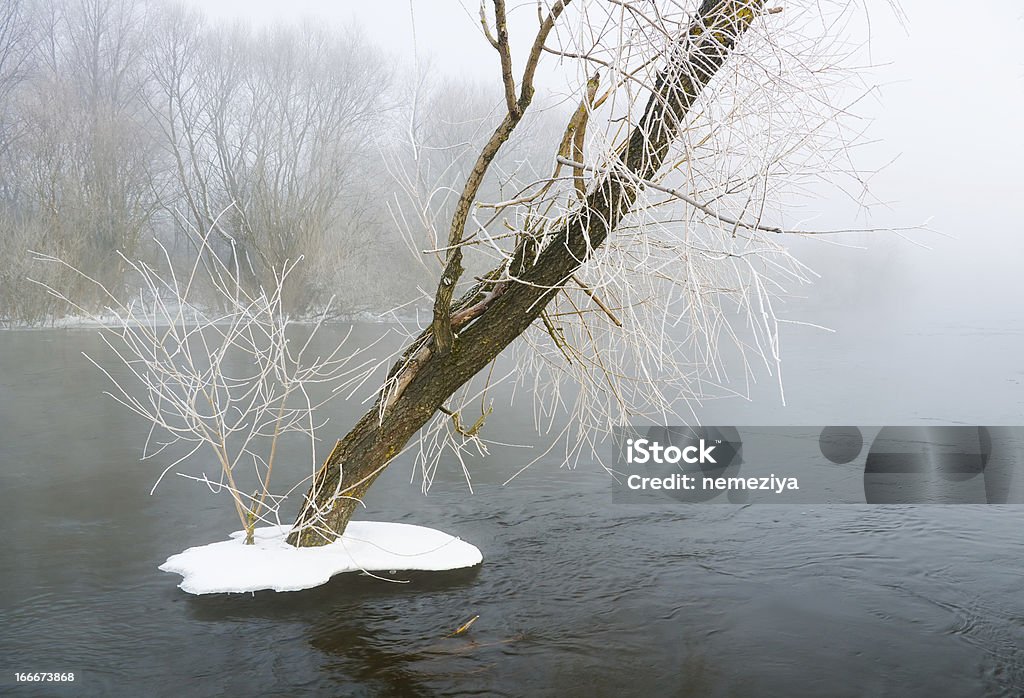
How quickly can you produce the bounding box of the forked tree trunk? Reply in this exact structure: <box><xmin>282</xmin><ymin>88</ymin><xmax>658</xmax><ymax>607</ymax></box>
<box><xmin>287</xmin><ymin>0</ymin><xmax>765</xmax><ymax>547</ymax></box>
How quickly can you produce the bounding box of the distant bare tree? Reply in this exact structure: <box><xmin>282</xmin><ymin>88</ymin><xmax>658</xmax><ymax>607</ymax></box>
<box><xmin>0</xmin><ymin>0</ymin><xmax>40</xmax><ymax>322</ymax></box>
<box><xmin>0</xmin><ymin>0</ymin><xmax>158</xmax><ymax>322</ymax></box>
<box><xmin>146</xmin><ymin>14</ymin><xmax>394</xmax><ymax>315</ymax></box>
<box><xmin>4</xmin><ymin>0</ymin><xmax>559</xmax><ymax>324</ymax></box>
<box><xmin>0</xmin><ymin>0</ymin><xmax>34</xmax><ymax>164</ymax></box>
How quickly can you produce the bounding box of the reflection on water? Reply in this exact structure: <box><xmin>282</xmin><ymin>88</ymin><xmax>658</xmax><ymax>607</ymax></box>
<box><xmin>1</xmin><ymin>322</ymin><xmax>1022</xmax><ymax>696</ymax></box>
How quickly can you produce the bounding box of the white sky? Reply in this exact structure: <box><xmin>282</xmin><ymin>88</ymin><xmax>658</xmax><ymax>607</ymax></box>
<box><xmin>183</xmin><ymin>1</ymin><xmax>524</xmax><ymax>82</ymax></box>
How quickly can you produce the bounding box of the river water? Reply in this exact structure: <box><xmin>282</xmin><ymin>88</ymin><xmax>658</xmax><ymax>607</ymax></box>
<box><xmin>1</xmin><ymin>312</ymin><xmax>1022</xmax><ymax>696</ymax></box>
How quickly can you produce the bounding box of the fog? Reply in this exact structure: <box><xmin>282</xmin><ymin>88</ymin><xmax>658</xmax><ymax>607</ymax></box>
<box><xmin>4</xmin><ymin>0</ymin><xmax>1023</xmax><ymax>352</ymax></box>
<box><xmin>190</xmin><ymin>0</ymin><xmax>1024</xmax><ymax>327</ymax></box>
<box><xmin>4</xmin><ymin>6</ymin><xmax>1024</xmax><ymax>694</ymax></box>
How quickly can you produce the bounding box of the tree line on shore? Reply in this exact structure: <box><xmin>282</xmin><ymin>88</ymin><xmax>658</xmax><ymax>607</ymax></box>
<box><xmin>0</xmin><ymin>0</ymin><xmax>559</xmax><ymax>325</ymax></box>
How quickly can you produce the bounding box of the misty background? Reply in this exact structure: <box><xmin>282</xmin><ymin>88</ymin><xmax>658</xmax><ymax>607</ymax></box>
<box><xmin>1</xmin><ymin>0</ymin><xmax>1021</xmax><ymax>419</ymax></box>
<box><xmin>186</xmin><ymin>0</ymin><xmax>1024</xmax><ymax>320</ymax></box>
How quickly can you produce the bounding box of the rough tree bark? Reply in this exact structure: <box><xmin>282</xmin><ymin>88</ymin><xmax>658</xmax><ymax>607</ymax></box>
<box><xmin>287</xmin><ymin>0</ymin><xmax>766</xmax><ymax>547</ymax></box>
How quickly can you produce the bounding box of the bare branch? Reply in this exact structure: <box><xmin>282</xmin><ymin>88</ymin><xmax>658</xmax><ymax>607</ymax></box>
<box><xmin>430</xmin><ymin>0</ymin><xmax>573</xmax><ymax>357</ymax></box>
<box><xmin>492</xmin><ymin>0</ymin><xmax>519</xmax><ymax>115</ymax></box>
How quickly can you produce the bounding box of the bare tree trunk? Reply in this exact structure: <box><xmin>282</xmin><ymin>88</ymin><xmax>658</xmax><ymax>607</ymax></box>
<box><xmin>288</xmin><ymin>0</ymin><xmax>765</xmax><ymax>547</ymax></box>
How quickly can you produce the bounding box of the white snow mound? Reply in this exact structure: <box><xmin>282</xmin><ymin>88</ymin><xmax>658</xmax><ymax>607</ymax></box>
<box><xmin>159</xmin><ymin>521</ymin><xmax>483</xmax><ymax>595</ymax></box>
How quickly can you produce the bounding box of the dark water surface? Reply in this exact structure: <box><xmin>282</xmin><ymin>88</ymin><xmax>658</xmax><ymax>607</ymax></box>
<box><xmin>1</xmin><ymin>318</ymin><xmax>1023</xmax><ymax>697</ymax></box>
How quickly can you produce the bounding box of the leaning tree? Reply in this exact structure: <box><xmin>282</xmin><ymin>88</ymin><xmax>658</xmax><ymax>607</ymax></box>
<box><xmin>39</xmin><ymin>0</ymin><xmax>897</xmax><ymax>546</ymax></box>
<box><xmin>286</xmin><ymin>0</ymin><xmax>895</xmax><ymax>546</ymax></box>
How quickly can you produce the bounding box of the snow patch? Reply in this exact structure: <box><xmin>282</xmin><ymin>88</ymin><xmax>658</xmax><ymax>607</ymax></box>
<box><xmin>159</xmin><ymin>521</ymin><xmax>483</xmax><ymax>595</ymax></box>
